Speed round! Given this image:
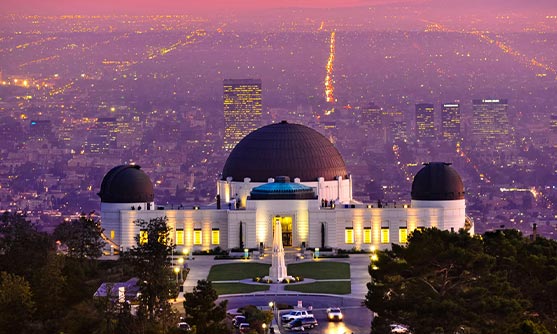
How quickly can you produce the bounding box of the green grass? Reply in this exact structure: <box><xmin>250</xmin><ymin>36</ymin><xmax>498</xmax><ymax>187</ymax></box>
<box><xmin>287</xmin><ymin>261</ymin><xmax>350</xmax><ymax>279</ymax></box>
<box><xmin>207</xmin><ymin>263</ymin><xmax>270</xmax><ymax>281</ymax></box>
<box><xmin>212</xmin><ymin>283</ymin><xmax>270</xmax><ymax>295</ymax></box>
<box><xmin>284</xmin><ymin>281</ymin><xmax>351</xmax><ymax>294</ymax></box>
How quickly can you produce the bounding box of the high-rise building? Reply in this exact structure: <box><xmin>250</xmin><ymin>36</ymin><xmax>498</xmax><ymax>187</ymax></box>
<box><xmin>360</xmin><ymin>102</ymin><xmax>385</xmax><ymax>143</ymax></box>
<box><xmin>223</xmin><ymin>79</ymin><xmax>262</xmax><ymax>151</ymax></box>
<box><xmin>415</xmin><ymin>103</ymin><xmax>435</xmax><ymax>142</ymax></box>
<box><xmin>472</xmin><ymin>99</ymin><xmax>512</xmax><ymax>150</ymax></box>
<box><xmin>86</xmin><ymin>117</ymin><xmax>118</xmax><ymax>154</ymax></box>
<box><xmin>441</xmin><ymin>103</ymin><xmax>461</xmax><ymax>142</ymax></box>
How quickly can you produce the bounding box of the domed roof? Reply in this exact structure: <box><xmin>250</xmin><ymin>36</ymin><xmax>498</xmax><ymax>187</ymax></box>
<box><xmin>250</xmin><ymin>176</ymin><xmax>316</xmax><ymax>200</ymax></box>
<box><xmin>411</xmin><ymin>162</ymin><xmax>465</xmax><ymax>201</ymax></box>
<box><xmin>98</xmin><ymin>165</ymin><xmax>154</xmax><ymax>203</ymax></box>
<box><xmin>222</xmin><ymin>121</ymin><xmax>348</xmax><ymax>182</ymax></box>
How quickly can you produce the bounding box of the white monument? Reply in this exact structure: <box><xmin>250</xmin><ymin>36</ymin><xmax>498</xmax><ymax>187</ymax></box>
<box><xmin>269</xmin><ymin>216</ymin><xmax>288</xmax><ymax>281</ymax></box>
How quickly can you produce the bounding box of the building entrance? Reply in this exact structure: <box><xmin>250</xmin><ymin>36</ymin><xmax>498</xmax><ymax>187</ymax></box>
<box><xmin>274</xmin><ymin>216</ymin><xmax>292</xmax><ymax>247</ymax></box>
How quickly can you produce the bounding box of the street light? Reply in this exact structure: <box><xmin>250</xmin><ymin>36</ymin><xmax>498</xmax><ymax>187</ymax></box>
<box><xmin>174</xmin><ymin>266</ymin><xmax>180</xmax><ymax>283</ymax></box>
<box><xmin>262</xmin><ymin>323</ymin><xmax>267</xmax><ymax>334</ymax></box>
<box><xmin>178</xmin><ymin>257</ymin><xmax>184</xmax><ymax>281</ymax></box>
<box><xmin>183</xmin><ymin>247</ymin><xmax>191</xmax><ymax>260</ymax></box>
<box><xmin>370</xmin><ymin>246</ymin><xmax>379</xmax><ymax>271</ymax></box>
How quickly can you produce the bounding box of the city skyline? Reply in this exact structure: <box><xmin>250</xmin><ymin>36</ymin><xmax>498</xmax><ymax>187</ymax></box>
<box><xmin>0</xmin><ymin>1</ymin><xmax>556</xmax><ymax>241</ymax></box>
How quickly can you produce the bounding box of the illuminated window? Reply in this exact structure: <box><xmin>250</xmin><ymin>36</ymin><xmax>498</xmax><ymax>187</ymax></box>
<box><xmin>399</xmin><ymin>227</ymin><xmax>408</xmax><ymax>243</ymax></box>
<box><xmin>110</xmin><ymin>230</ymin><xmax>115</xmax><ymax>239</ymax></box>
<box><xmin>363</xmin><ymin>227</ymin><xmax>372</xmax><ymax>244</ymax></box>
<box><xmin>345</xmin><ymin>228</ymin><xmax>354</xmax><ymax>244</ymax></box>
<box><xmin>212</xmin><ymin>229</ymin><xmax>220</xmax><ymax>245</ymax></box>
<box><xmin>381</xmin><ymin>227</ymin><xmax>390</xmax><ymax>244</ymax></box>
<box><xmin>193</xmin><ymin>229</ymin><xmax>202</xmax><ymax>245</ymax></box>
<box><xmin>175</xmin><ymin>229</ymin><xmax>184</xmax><ymax>245</ymax></box>
<box><xmin>139</xmin><ymin>230</ymin><xmax>148</xmax><ymax>245</ymax></box>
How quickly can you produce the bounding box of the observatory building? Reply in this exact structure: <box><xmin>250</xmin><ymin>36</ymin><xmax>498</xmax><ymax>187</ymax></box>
<box><xmin>99</xmin><ymin>121</ymin><xmax>470</xmax><ymax>252</ymax></box>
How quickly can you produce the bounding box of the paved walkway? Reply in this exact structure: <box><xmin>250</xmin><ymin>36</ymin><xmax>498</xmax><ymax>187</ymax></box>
<box><xmin>181</xmin><ymin>252</ymin><xmax>372</xmax><ymax>299</ymax></box>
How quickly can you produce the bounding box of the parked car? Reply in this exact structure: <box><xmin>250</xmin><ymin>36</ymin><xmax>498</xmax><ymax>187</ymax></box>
<box><xmin>390</xmin><ymin>323</ymin><xmax>411</xmax><ymax>333</ymax></box>
<box><xmin>326</xmin><ymin>307</ymin><xmax>343</xmax><ymax>321</ymax></box>
<box><xmin>284</xmin><ymin>316</ymin><xmax>318</xmax><ymax>330</ymax></box>
<box><xmin>232</xmin><ymin>315</ymin><xmax>246</xmax><ymax>328</ymax></box>
<box><xmin>177</xmin><ymin>322</ymin><xmax>191</xmax><ymax>331</ymax></box>
<box><xmin>238</xmin><ymin>323</ymin><xmax>250</xmax><ymax>333</ymax></box>
<box><xmin>281</xmin><ymin>310</ymin><xmax>312</xmax><ymax>322</ymax></box>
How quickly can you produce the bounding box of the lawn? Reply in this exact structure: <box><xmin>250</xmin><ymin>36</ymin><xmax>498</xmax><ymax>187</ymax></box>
<box><xmin>212</xmin><ymin>282</ymin><xmax>270</xmax><ymax>295</ymax></box>
<box><xmin>287</xmin><ymin>261</ymin><xmax>350</xmax><ymax>279</ymax></box>
<box><xmin>207</xmin><ymin>262</ymin><xmax>270</xmax><ymax>281</ymax></box>
<box><xmin>284</xmin><ymin>281</ymin><xmax>351</xmax><ymax>294</ymax></box>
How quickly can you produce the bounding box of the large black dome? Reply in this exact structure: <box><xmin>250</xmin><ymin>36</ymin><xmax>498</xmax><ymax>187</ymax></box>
<box><xmin>222</xmin><ymin>121</ymin><xmax>348</xmax><ymax>182</ymax></box>
<box><xmin>411</xmin><ymin>162</ymin><xmax>465</xmax><ymax>201</ymax></box>
<box><xmin>98</xmin><ymin>165</ymin><xmax>154</xmax><ymax>203</ymax></box>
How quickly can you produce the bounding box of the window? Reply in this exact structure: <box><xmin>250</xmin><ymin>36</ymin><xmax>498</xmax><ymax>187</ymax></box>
<box><xmin>345</xmin><ymin>228</ymin><xmax>354</xmax><ymax>244</ymax></box>
<box><xmin>110</xmin><ymin>230</ymin><xmax>115</xmax><ymax>239</ymax></box>
<box><xmin>193</xmin><ymin>229</ymin><xmax>202</xmax><ymax>245</ymax></box>
<box><xmin>212</xmin><ymin>229</ymin><xmax>220</xmax><ymax>245</ymax></box>
<box><xmin>139</xmin><ymin>230</ymin><xmax>148</xmax><ymax>245</ymax></box>
<box><xmin>381</xmin><ymin>227</ymin><xmax>389</xmax><ymax>244</ymax></box>
<box><xmin>175</xmin><ymin>229</ymin><xmax>184</xmax><ymax>245</ymax></box>
<box><xmin>363</xmin><ymin>227</ymin><xmax>372</xmax><ymax>244</ymax></box>
<box><xmin>399</xmin><ymin>227</ymin><xmax>408</xmax><ymax>243</ymax></box>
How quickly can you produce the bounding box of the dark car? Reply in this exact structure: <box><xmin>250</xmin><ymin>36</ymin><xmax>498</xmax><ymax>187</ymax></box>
<box><xmin>284</xmin><ymin>316</ymin><xmax>318</xmax><ymax>330</ymax></box>
<box><xmin>177</xmin><ymin>322</ymin><xmax>191</xmax><ymax>331</ymax></box>
<box><xmin>232</xmin><ymin>315</ymin><xmax>246</xmax><ymax>328</ymax></box>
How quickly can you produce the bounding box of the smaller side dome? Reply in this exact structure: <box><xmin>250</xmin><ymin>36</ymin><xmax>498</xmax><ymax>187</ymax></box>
<box><xmin>98</xmin><ymin>165</ymin><xmax>154</xmax><ymax>203</ymax></box>
<box><xmin>411</xmin><ymin>162</ymin><xmax>465</xmax><ymax>201</ymax></box>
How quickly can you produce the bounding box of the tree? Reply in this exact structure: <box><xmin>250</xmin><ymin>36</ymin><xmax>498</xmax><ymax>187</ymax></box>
<box><xmin>366</xmin><ymin>228</ymin><xmax>536</xmax><ymax>333</ymax></box>
<box><xmin>122</xmin><ymin>217</ymin><xmax>177</xmax><ymax>326</ymax></box>
<box><xmin>0</xmin><ymin>212</ymin><xmax>52</xmax><ymax>280</ymax></box>
<box><xmin>238</xmin><ymin>305</ymin><xmax>273</xmax><ymax>334</ymax></box>
<box><xmin>183</xmin><ymin>279</ymin><xmax>228</xmax><ymax>334</ymax></box>
<box><xmin>0</xmin><ymin>272</ymin><xmax>35</xmax><ymax>334</ymax></box>
<box><xmin>53</xmin><ymin>214</ymin><xmax>105</xmax><ymax>260</ymax></box>
<box><xmin>33</xmin><ymin>253</ymin><xmax>67</xmax><ymax>332</ymax></box>
<box><xmin>483</xmin><ymin>230</ymin><xmax>557</xmax><ymax>331</ymax></box>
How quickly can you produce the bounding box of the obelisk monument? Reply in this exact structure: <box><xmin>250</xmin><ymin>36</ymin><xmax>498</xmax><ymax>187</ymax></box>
<box><xmin>269</xmin><ymin>216</ymin><xmax>288</xmax><ymax>282</ymax></box>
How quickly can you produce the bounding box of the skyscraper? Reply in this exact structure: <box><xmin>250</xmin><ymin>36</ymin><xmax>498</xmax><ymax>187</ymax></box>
<box><xmin>86</xmin><ymin>117</ymin><xmax>118</xmax><ymax>154</ymax></box>
<box><xmin>441</xmin><ymin>103</ymin><xmax>461</xmax><ymax>142</ymax></box>
<box><xmin>223</xmin><ymin>79</ymin><xmax>262</xmax><ymax>151</ymax></box>
<box><xmin>360</xmin><ymin>102</ymin><xmax>385</xmax><ymax>143</ymax></box>
<box><xmin>415</xmin><ymin>103</ymin><xmax>435</xmax><ymax>142</ymax></box>
<box><xmin>472</xmin><ymin>99</ymin><xmax>512</xmax><ymax>150</ymax></box>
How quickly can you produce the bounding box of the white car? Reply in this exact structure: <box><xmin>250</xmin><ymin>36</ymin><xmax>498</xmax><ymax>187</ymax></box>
<box><xmin>326</xmin><ymin>307</ymin><xmax>343</xmax><ymax>321</ymax></box>
<box><xmin>390</xmin><ymin>323</ymin><xmax>411</xmax><ymax>333</ymax></box>
<box><xmin>281</xmin><ymin>310</ymin><xmax>312</xmax><ymax>322</ymax></box>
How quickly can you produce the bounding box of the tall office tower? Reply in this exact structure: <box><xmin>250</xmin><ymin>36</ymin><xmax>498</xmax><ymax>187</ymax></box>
<box><xmin>389</xmin><ymin>120</ymin><xmax>409</xmax><ymax>143</ymax></box>
<box><xmin>360</xmin><ymin>102</ymin><xmax>385</xmax><ymax>143</ymax></box>
<box><xmin>550</xmin><ymin>115</ymin><xmax>557</xmax><ymax>148</ymax></box>
<box><xmin>415</xmin><ymin>103</ymin><xmax>435</xmax><ymax>142</ymax></box>
<box><xmin>472</xmin><ymin>99</ymin><xmax>512</xmax><ymax>150</ymax></box>
<box><xmin>86</xmin><ymin>117</ymin><xmax>118</xmax><ymax>154</ymax></box>
<box><xmin>223</xmin><ymin>79</ymin><xmax>262</xmax><ymax>151</ymax></box>
<box><xmin>441</xmin><ymin>103</ymin><xmax>461</xmax><ymax>142</ymax></box>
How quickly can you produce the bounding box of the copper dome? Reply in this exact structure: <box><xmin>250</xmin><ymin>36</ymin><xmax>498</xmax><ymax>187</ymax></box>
<box><xmin>222</xmin><ymin>121</ymin><xmax>348</xmax><ymax>182</ymax></box>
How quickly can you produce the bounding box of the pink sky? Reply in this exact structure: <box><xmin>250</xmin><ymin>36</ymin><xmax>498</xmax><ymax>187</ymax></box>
<box><xmin>1</xmin><ymin>0</ymin><xmax>418</xmax><ymax>14</ymax></box>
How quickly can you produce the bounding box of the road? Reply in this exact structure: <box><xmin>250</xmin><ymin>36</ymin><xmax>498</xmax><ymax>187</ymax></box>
<box><xmin>219</xmin><ymin>294</ymin><xmax>373</xmax><ymax>334</ymax></box>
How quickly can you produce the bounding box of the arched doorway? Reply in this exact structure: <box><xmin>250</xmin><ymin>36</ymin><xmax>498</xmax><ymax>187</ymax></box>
<box><xmin>274</xmin><ymin>216</ymin><xmax>293</xmax><ymax>247</ymax></box>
